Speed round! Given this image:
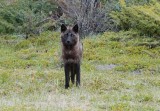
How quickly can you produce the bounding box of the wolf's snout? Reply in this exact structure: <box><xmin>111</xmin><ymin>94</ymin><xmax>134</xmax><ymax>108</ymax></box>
<box><xmin>67</xmin><ymin>40</ymin><xmax>70</xmax><ymax>44</ymax></box>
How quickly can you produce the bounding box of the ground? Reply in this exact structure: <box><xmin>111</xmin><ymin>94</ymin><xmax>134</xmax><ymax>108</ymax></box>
<box><xmin>0</xmin><ymin>30</ymin><xmax>160</xmax><ymax>111</ymax></box>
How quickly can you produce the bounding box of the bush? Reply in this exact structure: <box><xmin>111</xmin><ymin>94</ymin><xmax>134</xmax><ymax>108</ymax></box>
<box><xmin>125</xmin><ymin>0</ymin><xmax>152</xmax><ymax>6</ymax></box>
<box><xmin>111</xmin><ymin>2</ymin><xmax>160</xmax><ymax>37</ymax></box>
<box><xmin>0</xmin><ymin>0</ymin><xmax>57</xmax><ymax>36</ymax></box>
<box><xmin>56</xmin><ymin>0</ymin><xmax>120</xmax><ymax>37</ymax></box>
<box><xmin>0</xmin><ymin>18</ymin><xmax>14</xmax><ymax>33</ymax></box>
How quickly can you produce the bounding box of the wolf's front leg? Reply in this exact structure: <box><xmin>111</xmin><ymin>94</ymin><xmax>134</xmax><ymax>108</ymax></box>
<box><xmin>64</xmin><ymin>63</ymin><xmax>70</xmax><ymax>89</ymax></box>
<box><xmin>75</xmin><ymin>63</ymin><xmax>80</xmax><ymax>87</ymax></box>
<box><xmin>71</xmin><ymin>63</ymin><xmax>75</xmax><ymax>84</ymax></box>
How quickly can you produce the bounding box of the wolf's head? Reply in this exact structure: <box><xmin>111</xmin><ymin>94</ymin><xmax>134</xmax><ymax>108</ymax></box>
<box><xmin>61</xmin><ymin>24</ymin><xmax>79</xmax><ymax>48</ymax></box>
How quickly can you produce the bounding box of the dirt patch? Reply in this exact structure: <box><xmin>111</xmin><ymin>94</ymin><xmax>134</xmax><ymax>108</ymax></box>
<box><xmin>95</xmin><ymin>64</ymin><xmax>117</xmax><ymax>71</ymax></box>
<box><xmin>132</xmin><ymin>70</ymin><xmax>141</xmax><ymax>75</ymax></box>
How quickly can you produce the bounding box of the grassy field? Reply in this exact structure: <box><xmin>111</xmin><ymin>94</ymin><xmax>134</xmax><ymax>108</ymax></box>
<box><xmin>0</xmin><ymin>30</ymin><xmax>160</xmax><ymax>111</ymax></box>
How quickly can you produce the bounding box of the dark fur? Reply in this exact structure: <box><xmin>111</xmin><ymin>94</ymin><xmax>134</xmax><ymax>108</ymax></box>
<box><xmin>61</xmin><ymin>24</ymin><xmax>83</xmax><ymax>89</ymax></box>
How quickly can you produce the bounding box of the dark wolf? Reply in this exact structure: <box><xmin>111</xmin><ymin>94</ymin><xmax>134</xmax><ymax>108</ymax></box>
<box><xmin>61</xmin><ymin>24</ymin><xmax>83</xmax><ymax>89</ymax></box>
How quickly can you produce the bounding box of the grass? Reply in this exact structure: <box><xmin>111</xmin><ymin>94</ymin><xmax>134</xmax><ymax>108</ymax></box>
<box><xmin>0</xmin><ymin>30</ymin><xmax>160</xmax><ymax>111</ymax></box>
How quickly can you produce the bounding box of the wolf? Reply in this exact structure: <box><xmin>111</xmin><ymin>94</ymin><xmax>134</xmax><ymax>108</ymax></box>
<box><xmin>61</xmin><ymin>24</ymin><xmax>83</xmax><ymax>89</ymax></box>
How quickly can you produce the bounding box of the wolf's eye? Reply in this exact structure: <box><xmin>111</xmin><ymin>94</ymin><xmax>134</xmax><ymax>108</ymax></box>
<box><xmin>66</xmin><ymin>33</ymin><xmax>73</xmax><ymax>37</ymax></box>
<box><xmin>64</xmin><ymin>33</ymin><xmax>68</xmax><ymax>37</ymax></box>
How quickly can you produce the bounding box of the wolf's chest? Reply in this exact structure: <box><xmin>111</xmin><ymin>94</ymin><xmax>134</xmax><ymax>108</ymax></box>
<box><xmin>62</xmin><ymin>49</ymin><xmax>80</xmax><ymax>63</ymax></box>
<box><xmin>64</xmin><ymin>50</ymin><xmax>77</xmax><ymax>59</ymax></box>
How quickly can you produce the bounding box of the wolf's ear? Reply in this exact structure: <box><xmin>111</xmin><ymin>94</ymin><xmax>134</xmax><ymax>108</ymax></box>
<box><xmin>61</xmin><ymin>24</ymin><xmax>67</xmax><ymax>33</ymax></box>
<box><xmin>72</xmin><ymin>24</ymin><xmax>78</xmax><ymax>33</ymax></box>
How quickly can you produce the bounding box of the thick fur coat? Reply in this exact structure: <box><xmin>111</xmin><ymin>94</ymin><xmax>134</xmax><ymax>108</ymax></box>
<box><xmin>61</xmin><ymin>24</ymin><xmax>83</xmax><ymax>89</ymax></box>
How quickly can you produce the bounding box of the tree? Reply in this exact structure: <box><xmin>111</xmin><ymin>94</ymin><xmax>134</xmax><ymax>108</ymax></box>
<box><xmin>55</xmin><ymin>0</ymin><xmax>117</xmax><ymax>37</ymax></box>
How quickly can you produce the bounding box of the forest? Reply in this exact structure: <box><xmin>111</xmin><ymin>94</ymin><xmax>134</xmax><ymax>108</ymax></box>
<box><xmin>0</xmin><ymin>0</ymin><xmax>160</xmax><ymax>110</ymax></box>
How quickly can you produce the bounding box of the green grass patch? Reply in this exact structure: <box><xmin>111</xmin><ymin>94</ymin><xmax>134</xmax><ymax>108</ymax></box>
<box><xmin>0</xmin><ymin>30</ymin><xmax>160</xmax><ymax>110</ymax></box>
